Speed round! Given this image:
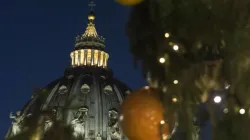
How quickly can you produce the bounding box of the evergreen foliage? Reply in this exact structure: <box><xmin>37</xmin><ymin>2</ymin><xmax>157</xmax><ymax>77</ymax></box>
<box><xmin>126</xmin><ymin>0</ymin><xmax>250</xmax><ymax>139</ymax></box>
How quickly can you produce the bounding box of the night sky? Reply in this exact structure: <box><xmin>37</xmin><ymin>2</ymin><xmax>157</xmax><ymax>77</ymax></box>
<box><xmin>0</xmin><ymin>0</ymin><xmax>146</xmax><ymax>138</ymax></box>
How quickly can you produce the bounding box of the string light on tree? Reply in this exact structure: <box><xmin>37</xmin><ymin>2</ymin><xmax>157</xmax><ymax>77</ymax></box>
<box><xmin>173</xmin><ymin>45</ymin><xmax>179</xmax><ymax>51</ymax></box>
<box><xmin>162</xmin><ymin>134</ymin><xmax>168</xmax><ymax>140</ymax></box>
<box><xmin>214</xmin><ymin>96</ymin><xmax>222</xmax><ymax>103</ymax></box>
<box><xmin>172</xmin><ymin>97</ymin><xmax>178</xmax><ymax>103</ymax></box>
<box><xmin>159</xmin><ymin>57</ymin><xmax>166</xmax><ymax>64</ymax></box>
<box><xmin>169</xmin><ymin>42</ymin><xmax>174</xmax><ymax>46</ymax></box>
<box><xmin>162</xmin><ymin>86</ymin><xmax>167</xmax><ymax>93</ymax></box>
<box><xmin>239</xmin><ymin>108</ymin><xmax>245</xmax><ymax>115</ymax></box>
<box><xmin>173</xmin><ymin>80</ymin><xmax>178</xmax><ymax>84</ymax></box>
<box><xmin>125</xmin><ymin>0</ymin><xmax>250</xmax><ymax>139</ymax></box>
<box><xmin>165</xmin><ymin>33</ymin><xmax>170</xmax><ymax>38</ymax></box>
<box><xmin>225</xmin><ymin>85</ymin><xmax>230</xmax><ymax>89</ymax></box>
<box><xmin>160</xmin><ymin>120</ymin><xmax>165</xmax><ymax>125</ymax></box>
<box><xmin>119</xmin><ymin>115</ymin><xmax>124</xmax><ymax>121</ymax></box>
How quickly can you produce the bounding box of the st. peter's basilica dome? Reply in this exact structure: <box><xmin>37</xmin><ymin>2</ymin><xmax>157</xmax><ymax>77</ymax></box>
<box><xmin>5</xmin><ymin>2</ymin><xmax>131</xmax><ymax>140</ymax></box>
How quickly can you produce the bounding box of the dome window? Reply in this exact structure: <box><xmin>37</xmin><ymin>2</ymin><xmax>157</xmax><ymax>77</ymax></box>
<box><xmin>81</xmin><ymin>84</ymin><xmax>90</xmax><ymax>94</ymax></box>
<box><xmin>58</xmin><ymin>85</ymin><xmax>68</xmax><ymax>94</ymax></box>
<box><xmin>67</xmin><ymin>75</ymin><xmax>74</xmax><ymax>79</ymax></box>
<box><xmin>104</xmin><ymin>85</ymin><xmax>113</xmax><ymax>95</ymax></box>
<box><xmin>101</xmin><ymin>76</ymin><xmax>106</xmax><ymax>79</ymax></box>
<box><xmin>125</xmin><ymin>90</ymin><xmax>131</xmax><ymax>94</ymax></box>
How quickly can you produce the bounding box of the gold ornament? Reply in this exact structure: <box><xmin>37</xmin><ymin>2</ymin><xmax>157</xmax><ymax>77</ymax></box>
<box><xmin>120</xmin><ymin>87</ymin><xmax>169</xmax><ymax>140</ymax></box>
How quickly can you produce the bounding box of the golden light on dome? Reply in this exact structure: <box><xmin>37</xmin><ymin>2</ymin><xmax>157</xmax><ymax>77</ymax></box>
<box><xmin>71</xmin><ymin>49</ymin><xmax>108</xmax><ymax>68</ymax></box>
<box><xmin>94</xmin><ymin>50</ymin><xmax>98</xmax><ymax>65</ymax></box>
<box><xmin>88</xmin><ymin>14</ymin><xmax>95</xmax><ymax>20</ymax></box>
<box><xmin>80</xmin><ymin>50</ymin><xmax>84</xmax><ymax>65</ymax></box>
<box><xmin>82</xmin><ymin>22</ymin><xmax>98</xmax><ymax>38</ymax></box>
<box><xmin>87</xmin><ymin>49</ymin><xmax>92</xmax><ymax>65</ymax></box>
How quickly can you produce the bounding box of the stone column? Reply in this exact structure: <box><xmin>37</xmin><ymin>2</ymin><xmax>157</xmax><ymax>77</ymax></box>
<box><xmin>75</xmin><ymin>51</ymin><xmax>78</xmax><ymax>66</ymax></box>
<box><xmin>70</xmin><ymin>52</ymin><xmax>74</xmax><ymax>66</ymax></box>
<box><xmin>84</xmin><ymin>50</ymin><xmax>87</xmax><ymax>65</ymax></box>
<box><xmin>97</xmin><ymin>50</ymin><xmax>101</xmax><ymax>67</ymax></box>
<box><xmin>102</xmin><ymin>53</ymin><xmax>106</xmax><ymax>68</ymax></box>
<box><xmin>91</xmin><ymin>49</ymin><xmax>94</xmax><ymax>66</ymax></box>
<box><xmin>80</xmin><ymin>50</ymin><xmax>84</xmax><ymax>65</ymax></box>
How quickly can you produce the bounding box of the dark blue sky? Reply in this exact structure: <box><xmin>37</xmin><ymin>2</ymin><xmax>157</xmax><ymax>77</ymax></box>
<box><xmin>0</xmin><ymin>0</ymin><xmax>146</xmax><ymax>137</ymax></box>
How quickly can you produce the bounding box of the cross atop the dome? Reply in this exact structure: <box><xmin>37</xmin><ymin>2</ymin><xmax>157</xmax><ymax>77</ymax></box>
<box><xmin>88</xmin><ymin>0</ymin><xmax>96</xmax><ymax>11</ymax></box>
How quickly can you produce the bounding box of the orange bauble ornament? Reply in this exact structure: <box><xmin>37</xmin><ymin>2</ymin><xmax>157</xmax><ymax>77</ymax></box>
<box><xmin>115</xmin><ymin>0</ymin><xmax>143</xmax><ymax>6</ymax></box>
<box><xmin>120</xmin><ymin>87</ymin><xmax>169</xmax><ymax>140</ymax></box>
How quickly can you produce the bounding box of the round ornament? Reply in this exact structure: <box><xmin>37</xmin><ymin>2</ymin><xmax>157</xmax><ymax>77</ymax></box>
<box><xmin>115</xmin><ymin>0</ymin><xmax>143</xmax><ymax>6</ymax></box>
<box><xmin>120</xmin><ymin>87</ymin><xmax>169</xmax><ymax>140</ymax></box>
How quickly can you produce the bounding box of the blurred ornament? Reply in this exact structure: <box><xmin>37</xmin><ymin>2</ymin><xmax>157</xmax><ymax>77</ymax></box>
<box><xmin>120</xmin><ymin>87</ymin><xmax>169</xmax><ymax>140</ymax></box>
<box><xmin>115</xmin><ymin>0</ymin><xmax>143</xmax><ymax>6</ymax></box>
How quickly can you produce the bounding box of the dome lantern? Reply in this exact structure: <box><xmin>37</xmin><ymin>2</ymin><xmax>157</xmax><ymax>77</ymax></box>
<box><xmin>71</xmin><ymin>0</ymin><xmax>109</xmax><ymax>69</ymax></box>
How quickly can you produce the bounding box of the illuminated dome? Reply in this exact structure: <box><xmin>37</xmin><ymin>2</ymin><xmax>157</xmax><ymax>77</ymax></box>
<box><xmin>5</xmin><ymin>1</ymin><xmax>131</xmax><ymax>140</ymax></box>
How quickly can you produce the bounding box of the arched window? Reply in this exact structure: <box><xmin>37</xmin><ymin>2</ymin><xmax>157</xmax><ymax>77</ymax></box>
<box><xmin>58</xmin><ymin>85</ymin><xmax>68</xmax><ymax>94</ymax></box>
<box><xmin>81</xmin><ymin>84</ymin><xmax>90</xmax><ymax>94</ymax></box>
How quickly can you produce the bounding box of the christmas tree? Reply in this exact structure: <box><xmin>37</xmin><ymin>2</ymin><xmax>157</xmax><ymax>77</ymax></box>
<box><xmin>122</xmin><ymin>0</ymin><xmax>250</xmax><ymax>139</ymax></box>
